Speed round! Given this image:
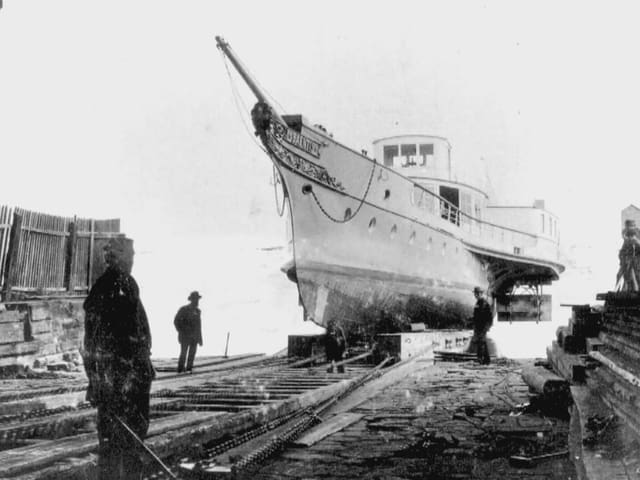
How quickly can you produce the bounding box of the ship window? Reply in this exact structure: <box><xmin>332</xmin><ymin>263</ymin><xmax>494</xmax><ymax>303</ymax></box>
<box><xmin>514</xmin><ymin>246</ymin><xmax>522</xmax><ymax>255</ymax></box>
<box><xmin>439</xmin><ymin>186</ymin><xmax>460</xmax><ymax>225</ymax></box>
<box><xmin>400</xmin><ymin>144</ymin><xmax>417</xmax><ymax>167</ymax></box>
<box><xmin>383</xmin><ymin>145</ymin><xmax>398</xmax><ymax>167</ymax></box>
<box><xmin>409</xmin><ymin>231</ymin><xmax>416</xmax><ymax>244</ymax></box>
<box><xmin>368</xmin><ymin>218</ymin><xmax>376</xmax><ymax>232</ymax></box>
<box><xmin>345</xmin><ymin>208</ymin><xmax>352</xmax><ymax>221</ymax></box>
<box><xmin>549</xmin><ymin>216</ymin><xmax>553</xmax><ymax>236</ymax></box>
<box><xmin>419</xmin><ymin>143</ymin><xmax>434</xmax><ymax>166</ymax></box>
<box><xmin>541</xmin><ymin>213</ymin><xmax>545</xmax><ymax>233</ymax></box>
<box><xmin>390</xmin><ymin>224</ymin><xmax>398</xmax><ymax>238</ymax></box>
<box><xmin>384</xmin><ymin>189</ymin><xmax>391</xmax><ymax>200</ymax></box>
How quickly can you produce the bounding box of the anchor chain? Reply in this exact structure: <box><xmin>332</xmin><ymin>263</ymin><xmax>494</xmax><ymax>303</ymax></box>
<box><xmin>309</xmin><ymin>159</ymin><xmax>376</xmax><ymax>224</ymax></box>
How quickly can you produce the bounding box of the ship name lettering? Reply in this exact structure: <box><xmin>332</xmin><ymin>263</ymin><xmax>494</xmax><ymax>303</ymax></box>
<box><xmin>284</xmin><ymin>129</ymin><xmax>320</xmax><ymax>157</ymax></box>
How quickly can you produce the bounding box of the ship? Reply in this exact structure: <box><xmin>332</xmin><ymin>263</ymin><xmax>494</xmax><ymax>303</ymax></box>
<box><xmin>216</xmin><ymin>37</ymin><xmax>564</xmax><ymax>339</ymax></box>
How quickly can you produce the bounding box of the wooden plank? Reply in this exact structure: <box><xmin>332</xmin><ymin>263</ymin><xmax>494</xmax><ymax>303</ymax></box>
<box><xmin>0</xmin><ymin>411</ymin><xmax>222</xmax><ymax>477</ymax></box>
<box><xmin>0</xmin><ymin>377</ymin><xmax>355</xmax><ymax>478</ymax></box>
<box><xmin>589</xmin><ymin>350</ymin><xmax>640</xmax><ymax>388</ymax></box>
<box><xmin>293</xmin><ymin>412</ymin><xmax>363</xmax><ymax>447</ymax></box>
<box><xmin>586</xmin><ymin>337</ymin><xmax>605</xmax><ymax>352</ymax></box>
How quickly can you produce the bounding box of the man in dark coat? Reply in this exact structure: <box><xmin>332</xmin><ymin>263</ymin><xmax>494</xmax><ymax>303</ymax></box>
<box><xmin>471</xmin><ymin>286</ymin><xmax>493</xmax><ymax>365</ymax></box>
<box><xmin>324</xmin><ymin>321</ymin><xmax>347</xmax><ymax>373</ymax></box>
<box><xmin>174</xmin><ymin>291</ymin><xmax>203</xmax><ymax>373</ymax></box>
<box><xmin>83</xmin><ymin>237</ymin><xmax>155</xmax><ymax>480</ymax></box>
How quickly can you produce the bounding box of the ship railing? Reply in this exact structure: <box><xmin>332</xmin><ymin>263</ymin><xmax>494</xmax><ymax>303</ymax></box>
<box><xmin>415</xmin><ymin>185</ymin><xmax>560</xmax><ymax>261</ymax></box>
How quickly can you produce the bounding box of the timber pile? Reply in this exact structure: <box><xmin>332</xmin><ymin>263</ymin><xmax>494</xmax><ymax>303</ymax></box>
<box><xmin>586</xmin><ymin>292</ymin><xmax>640</xmax><ymax>440</ymax></box>
<box><xmin>547</xmin><ymin>305</ymin><xmax>602</xmax><ymax>383</ymax></box>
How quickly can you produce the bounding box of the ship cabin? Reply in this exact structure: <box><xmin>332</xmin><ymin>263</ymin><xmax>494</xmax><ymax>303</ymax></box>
<box><xmin>372</xmin><ymin>134</ymin><xmax>561</xmax><ymax>266</ymax></box>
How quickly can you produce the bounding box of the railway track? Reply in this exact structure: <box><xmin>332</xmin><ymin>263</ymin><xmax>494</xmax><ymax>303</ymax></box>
<box><xmin>0</xmin><ymin>350</ymin><xmax>397</xmax><ymax>479</ymax></box>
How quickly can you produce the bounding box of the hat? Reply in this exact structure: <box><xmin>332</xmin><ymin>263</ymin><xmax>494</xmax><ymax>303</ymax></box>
<box><xmin>188</xmin><ymin>291</ymin><xmax>202</xmax><ymax>301</ymax></box>
<box><xmin>472</xmin><ymin>286</ymin><xmax>484</xmax><ymax>294</ymax></box>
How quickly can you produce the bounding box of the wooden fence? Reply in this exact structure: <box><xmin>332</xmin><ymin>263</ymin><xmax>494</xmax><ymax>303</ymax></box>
<box><xmin>0</xmin><ymin>206</ymin><xmax>122</xmax><ymax>301</ymax></box>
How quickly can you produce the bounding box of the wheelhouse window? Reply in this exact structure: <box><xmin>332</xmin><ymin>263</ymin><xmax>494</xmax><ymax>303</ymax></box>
<box><xmin>400</xmin><ymin>144</ymin><xmax>417</xmax><ymax>166</ymax></box>
<box><xmin>383</xmin><ymin>145</ymin><xmax>398</xmax><ymax>167</ymax></box>
<box><xmin>419</xmin><ymin>143</ymin><xmax>434</xmax><ymax>166</ymax></box>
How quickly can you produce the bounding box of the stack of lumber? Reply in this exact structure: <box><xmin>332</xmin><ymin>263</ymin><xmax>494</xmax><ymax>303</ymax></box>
<box><xmin>586</xmin><ymin>293</ymin><xmax>640</xmax><ymax>439</ymax></box>
<box><xmin>546</xmin><ymin>341</ymin><xmax>593</xmax><ymax>383</ymax></box>
<box><xmin>555</xmin><ymin>305</ymin><xmax>602</xmax><ymax>354</ymax></box>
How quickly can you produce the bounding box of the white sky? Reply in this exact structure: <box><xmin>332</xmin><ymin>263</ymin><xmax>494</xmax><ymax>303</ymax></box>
<box><xmin>1</xmin><ymin>1</ymin><xmax>639</xmax><ymax>356</ymax></box>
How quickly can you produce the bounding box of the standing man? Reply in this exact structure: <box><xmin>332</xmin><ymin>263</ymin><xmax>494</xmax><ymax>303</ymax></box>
<box><xmin>174</xmin><ymin>291</ymin><xmax>203</xmax><ymax>373</ymax></box>
<box><xmin>83</xmin><ymin>237</ymin><xmax>155</xmax><ymax>480</ymax></box>
<box><xmin>324</xmin><ymin>321</ymin><xmax>347</xmax><ymax>373</ymax></box>
<box><xmin>471</xmin><ymin>286</ymin><xmax>493</xmax><ymax>365</ymax></box>
<box><xmin>617</xmin><ymin>219</ymin><xmax>640</xmax><ymax>292</ymax></box>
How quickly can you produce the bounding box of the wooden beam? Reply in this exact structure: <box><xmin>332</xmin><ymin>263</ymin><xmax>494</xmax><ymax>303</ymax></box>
<box><xmin>63</xmin><ymin>221</ymin><xmax>77</xmax><ymax>292</ymax></box>
<box><xmin>293</xmin><ymin>412</ymin><xmax>363</xmax><ymax>447</ymax></box>
<box><xmin>589</xmin><ymin>350</ymin><xmax>640</xmax><ymax>388</ymax></box>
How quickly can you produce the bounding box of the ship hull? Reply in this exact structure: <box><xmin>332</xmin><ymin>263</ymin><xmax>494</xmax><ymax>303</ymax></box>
<box><xmin>256</xmin><ymin>115</ymin><xmax>493</xmax><ymax>334</ymax></box>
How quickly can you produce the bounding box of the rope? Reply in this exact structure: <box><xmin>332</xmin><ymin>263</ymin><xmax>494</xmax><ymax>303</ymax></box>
<box><xmin>309</xmin><ymin>159</ymin><xmax>377</xmax><ymax>223</ymax></box>
<box><xmin>273</xmin><ymin>165</ymin><xmax>286</xmax><ymax>217</ymax></box>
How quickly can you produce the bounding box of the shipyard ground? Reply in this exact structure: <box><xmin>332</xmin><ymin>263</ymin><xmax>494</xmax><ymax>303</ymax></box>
<box><xmin>243</xmin><ymin>357</ymin><xmax>576</xmax><ymax>480</ymax></box>
<box><xmin>4</xmin><ymin>353</ymin><xmax>631</xmax><ymax>479</ymax></box>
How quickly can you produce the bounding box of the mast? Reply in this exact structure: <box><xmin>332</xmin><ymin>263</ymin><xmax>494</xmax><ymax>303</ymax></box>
<box><xmin>215</xmin><ymin>36</ymin><xmax>284</xmax><ymax>124</ymax></box>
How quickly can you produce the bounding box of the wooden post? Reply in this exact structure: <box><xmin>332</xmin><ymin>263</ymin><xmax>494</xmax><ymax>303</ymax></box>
<box><xmin>224</xmin><ymin>332</ymin><xmax>230</xmax><ymax>358</ymax></box>
<box><xmin>2</xmin><ymin>213</ymin><xmax>23</xmax><ymax>302</ymax></box>
<box><xmin>87</xmin><ymin>219</ymin><xmax>95</xmax><ymax>290</ymax></box>
<box><xmin>64</xmin><ymin>219</ymin><xmax>77</xmax><ymax>292</ymax></box>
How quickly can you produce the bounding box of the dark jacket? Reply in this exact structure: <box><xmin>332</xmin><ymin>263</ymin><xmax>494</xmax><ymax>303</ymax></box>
<box><xmin>83</xmin><ymin>267</ymin><xmax>155</xmax><ymax>406</ymax></box>
<box><xmin>174</xmin><ymin>304</ymin><xmax>203</xmax><ymax>345</ymax></box>
<box><xmin>473</xmin><ymin>297</ymin><xmax>494</xmax><ymax>334</ymax></box>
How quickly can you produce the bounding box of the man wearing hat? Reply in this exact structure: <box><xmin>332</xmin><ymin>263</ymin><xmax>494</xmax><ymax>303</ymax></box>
<box><xmin>471</xmin><ymin>286</ymin><xmax>493</xmax><ymax>365</ymax></box>
<box><xmin>83</xmin><ymin>237</ymin><xmax>155</xmax><ymax>479</ymax></box>
<box><xmin>174</xmin><ymin>291</ymin><xmax>203</xmax><ymax>373</ymax></box>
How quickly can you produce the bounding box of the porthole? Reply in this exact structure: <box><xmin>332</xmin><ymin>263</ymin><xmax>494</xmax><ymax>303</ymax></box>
<box><xmin>427</xmin><ymin>237</ymin><xmax>432</xmax><ymax>251</ymax></box>
<box><xmin>384</xmin><ymin>189</ymin><xmax>391</xmax><ymax>200</ymax></box>
<box><xmin>302</xmin><ymin>184</ymin><xmax>312</xmax><ymax>195</ymax></box>
<box><xmin>409</xmin><ymin>231</ymin><xmax>416</xmax><ymax>245</ymax></box>
<box><xmin>442</xmin><ymin>242</ymin><xmax>447</xmax><ymax>256</ymax></box>
<box><xmin>368</xmin><ymin>218</ymin><xmax>377</xmax><ymax>232</ymax></box>
<box><xmin>390</xmin><ymin>224</ymin><xmax>398</xmax><ymax>239</ymax></box>
<box><xmin>344</xmin><ymin>208</ymin><xmax>352</xmax><ymax>221</ymax></box>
